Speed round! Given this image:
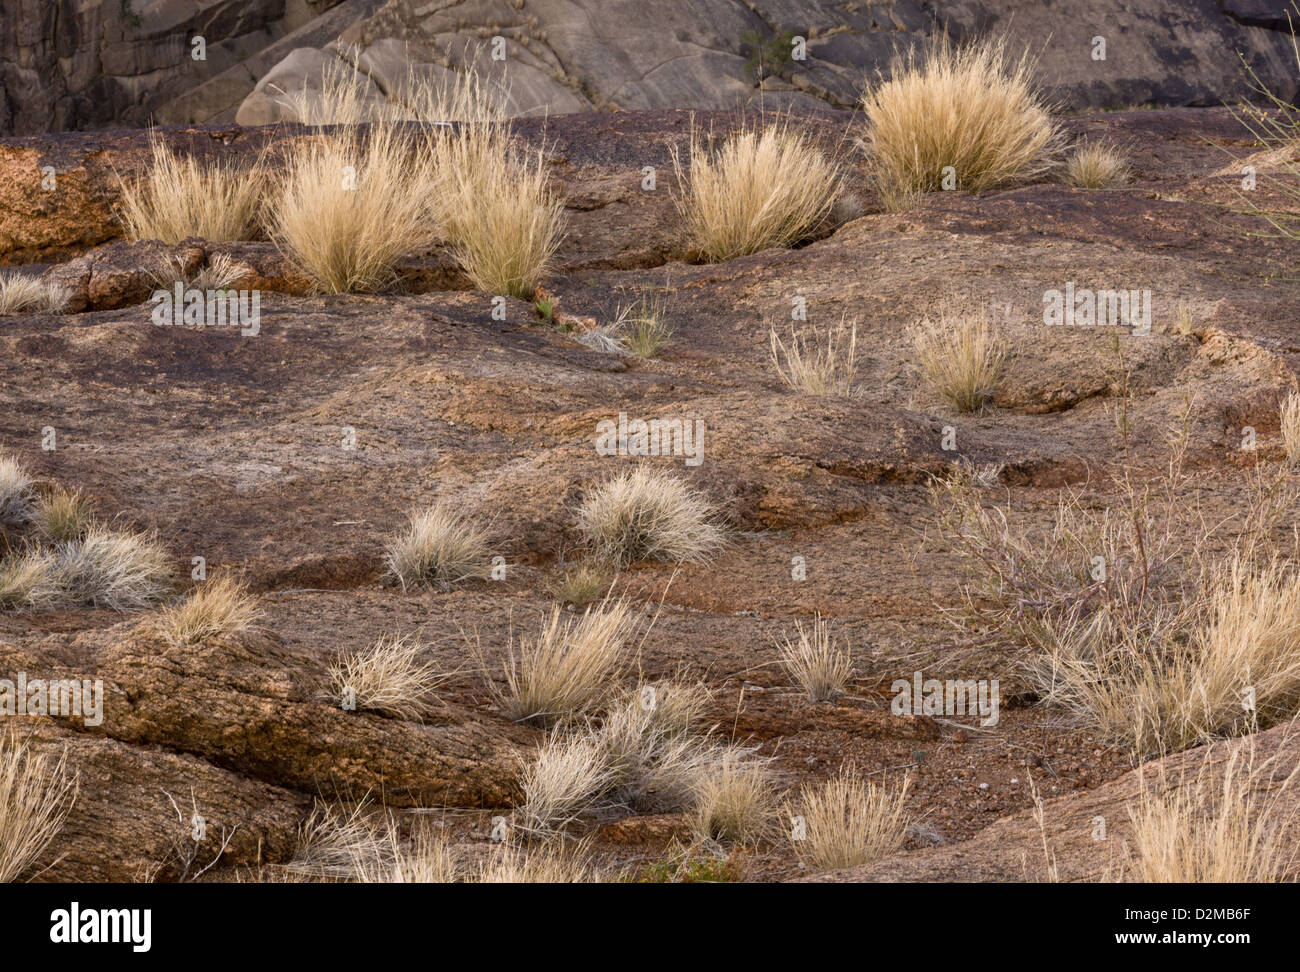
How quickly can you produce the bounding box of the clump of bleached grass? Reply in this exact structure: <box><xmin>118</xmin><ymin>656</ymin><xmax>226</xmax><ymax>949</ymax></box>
<box><xmin>32</xmin><ymin>487</ymin><xmax>93</xmax><ymax>542</ymax></box>
<box><xmin>384</xmin><ymin>501</ymin><xmax>493</xmax><ymax>591</ymax></box>
<box><xmin>0</xmin><ymin>273</ymin><xmax>69</xmax><ymax>316</ymax></box>
<box><xmin>519</xmin><ymin>730</ymin><xmax>617</xmax><ymax>835</ymax></box>
<box><xmin>1122</xmin><ymin>738</ymin><xmax>1300</xmax><ymax>882</ymax></box>
<box><xmin>674</xmin><ymin>120</ymin><xmax>841</xmax><ymax>262</ymax></box>
<box><xmin>437</xmin><ymin>141</ymin><xmax>564</xmax><ymax>299</ymax></box>
<box><xmin>618</xmin><ymin>677</ymin><xmax>713</xmax><ymax>737</ymax></box>
<box><xmin>577</xmin><ymin>466</ymin><xmax>726</xmax><ymax>567</ymax></box>
<box><xmin>601</xmin><ymin>706</ymin><xmax>714</xmax><ymax>813</ymax></box>
<box><xmin>691</xmin><ymin>748</ymin><xmax>776</xmax><ymax>844</ymax></box>
<box><xmin>270</xmin><ymin>121</ymin><xmax>436</xmax><ymax>294</ymax></box>
<box><xmin>547</xmin><ymin>560</ymin><xmax>614</xmax><ymax>606</ymax></box>
<box><xmin>912</xmin><ymin>309</ymin><xmax>1008</xmax><ymax>412</ymax></box>
<box><xmin>861</xmin><ymin>38</ymin><xmax>1061</xmax><ymax>196</ymax></box>
<box><xmin>148</xmin><ymin>252</ymin><xmax>248</xmax><ymax>292</ymax></box>
<box><xmin>1065</xmin><ymin>141</ymin><xmax>1130</xmax><ymax>189</ymax></box>
<box><xmin>778</xmin><ymin>616</ymin><xmax>853</xmax><ymax>702</ymax></box>
<box><xmin>474</xmin><ymin>840</ymin><xmax>601</xmax><ymax>883</ymax></box>
<box><xmin>0</xmin><ymin>455</ymin><xmax>34</xmax><ymax>526</ymax></box>
<box><xmin>349</xmin><ymin>816</ymin><xmax>458</xmax><ymax>883</ymax></box>
<box><xmin>0</xmin><ymin>734</ymin><xmax>78</xmax><ymax>883</ymax></box>
<box><xmin>328</xmin><ymin>634</ymin><xmax>445</xmax><ymax>720</ymax></box>
<box><xmin>769</xmin><ymin>317</ymin><xmax>860</xmax><ymax>396</ymax></box>
<box><xmin>155</xmin><ymin>575</ymin><xmax>260</xmax><ymax>648</ymax></box>
<box><xmin>610</xmin><ymin>291</ymin><xmax>674</xmax><ymax>358</ymax></box>
<box><xmin>118</xmin><ymin>137</ymin><xmax>264</xmax><ymax>244</ymax></box>
<box><xmin>406</xmin><ymin>71</ymin><xmax>563</xmax><ymax>299</ymax></box>
<box><xmin>0</xmin><ymin>552</ymin><xmax>61</xmax><ymax>613</ymax></box>
<box><xmin>789</xmin><ymin>769</ymin><xmax>911</xmax><ymax>870</ymax></box>
<box><xmin>50</xmin><ymin>525</ymin><xmax>172</xmax><ymax>610</ymax></box>
<box><xmin>288</xmin><ymin>802</ymin><xmax>388</xmax><ymax>880</ymax></box>
<box><xmin>493</xmin><ymin>599</ymin><xmax>636</xmax><ymax>727</ymax></box>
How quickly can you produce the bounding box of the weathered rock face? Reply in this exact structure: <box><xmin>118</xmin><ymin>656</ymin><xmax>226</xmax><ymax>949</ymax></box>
<box><xmin>802</xmin><ymin>723</ymin><xmax>1300</xmax><ymax>882</ymax></box>
<box><xmin>3</xmin><ymin>103</ymin><xmax>1300</xmax><ymax>881</ymax></box>
<box><xmin>3</xmin><ymin>0</ymin><xmax>1300</xmax><ymax>135</ymax></box>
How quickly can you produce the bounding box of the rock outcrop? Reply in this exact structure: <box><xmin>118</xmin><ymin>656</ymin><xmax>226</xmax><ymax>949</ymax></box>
<box><xmin>803</xmin><ymin>723</ymin><xmax>1300</xmax><ymax>882</ymax></box>
<box><xmin>3</xmin><ymin>0</ymin><xmax>1300</xmax><ymax>135</ymax></box>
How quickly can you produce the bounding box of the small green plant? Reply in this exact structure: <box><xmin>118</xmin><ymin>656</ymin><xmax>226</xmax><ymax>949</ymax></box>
<box><xmin>741</xmin><ymin>29</ymin><xmax>798</xmax><ymax>82</ymax></box>
<box><xmin>631</xmin><ymin>853</ymin><xmax>745</xmax><ymax>883</ymax></box>
<box><xmin>535</xmin><ymin>295</ymin><xmax>559</xmax><ymax>325</ymax></box>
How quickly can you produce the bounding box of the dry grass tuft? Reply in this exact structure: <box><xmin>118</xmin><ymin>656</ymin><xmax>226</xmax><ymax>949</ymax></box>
<box><xmin>289</xmin><ymin>803</ymin><xmax>387</xmax><ymax>880</ymax></box>
<box><xmin>118</xmin><ymin>137</ymin><xmax>263</xmax><ymax>244</ymax></box>
<box><xmin>437</xmin><ymin>141</ymin><xmax>564</xmax><ymax>299</ymax></box>
<box><xmin>625</xmin><ymin>678</ymin><xmax>713</xmax><ymax>737</ymax></box>
<box><xmin>611</xmin><ymin>291</ymin><xmax>674</xmax><ymax>358</ymax></box>
<box><xmin>933</xmin><ymin>396</ymin><xmax>1300</xmax><ymax>757</ymax></box>
<box><xmin>1122</xmin><ymin>740</ymin><xmax>1300</xmax><ymax>882</ymax></box>
<box><xmin>577</xmin><ymin>466</ymin><xmax>726</xmax><ymax>567</ymax></box>
<box><xmin>598</xmin><ymin>694</ymin><xmax>713</xmax><ymax>812</ymax></box>
<box><xmin>33</xmin><ymin>487</ymin><xmax>93</xmax><ymax>542</ymax></box>
<box><xmin>1036</xmin><ymin>558</ymin><xmax>1300</xmax><ymax>755</ymax></box>
<box><xmin>406</xmin><ymin>72</ymin><xmax>563</xmax><ymax>299</ymax></box>
<box><xmin>495</xmin><ymin>600</ymin><xmax>636</xmax><ymax>727</ymax></box>
<box><xmin>912</xmin><ymin>309</ymin><xmax>1008</xmax><ymax>412</ymax></box>
<box><xmin>1065</xmin><ymin>141</ymin><xmax>1130</xmax><ymax>189</ymax></box>
<box><xmin>0</xmin><ymin>273</ymin><xmax>69</xmax><ymax>316</ymax></box>
<box><xmin>769</xmin><ymin>317</ymin><xmax>860</xmax><ymax>396</ymax></box>
<box><xmin>547</xmin><ymin>560</ymin><xmax>614</xmax><ymax>605</ymax></box>
<box><xmin>328</xmin><ymin>634</ymin><xmax>445</xmax><ymax>720</ymax></box>
<box><xmin>779</xmin><ymin>616</ymin><xmax>853</xmax><ymax>702</ymax></box>
<box><xmin>384</xmin><ymin>501</ymin><xmax>493</xmax><ymax>591</ymax></box>
<box><xmin>790</xmin><ymin>769</ymin><xmax>910</xmax><ymax>870</ymax></box>
<box><xmin>674</xmin><ymin>121</ymin><xmax>841</xmax><ymax>262</ymax></box>
<box><xmin>350</xmin><ymin>816</ymin><xmax>458</xmax><ymax>883</ymax></box>
<box><xmin>149</xmin><ymin>252</ymin><xmax>248</xmax><ymax>292</ymax></box>
<box><xmin>0</xmin><ymin>552</ymin><xmax>61</xmax><ymax>613</ymax></box>
<box><xmin>1282</xmin><ymin>391</ymin><xmax>1300</xmax><ymax>465</ymax></box>
<box><xmin>519</xmin><ymin>730</ymin><xmax>617</xmax><ymax>835</ymax></box>
<box><xmin>51</xmin><ymin>525</ymin><xmax>171</xmax><ymax>610</ymax></box>
<box><xmin>0</xmin><ymin>734</ymin><xmax>78</xmax><ymax>883</ymax></box>
<box><xmin>475</xmin><ymin>840</ymin><xmax>601</xmax><ymax>883</ymax></box>
<box><xmin>0</xmin><ymin>454</ymin><xmax>34</xmax><ymax>526</ymax></box>
<box><xmin>156</xmin><ymin>575</ymin><xmax>260</xmax><ymax>647</ymax></box>
<box><xmin>270</xmin><ymin>122</ymin><xmax>436</xmax><ymax>294</ymax></box>
<box><xmin>861</xmin><ymin>38</ymin><xmax>1060</xmax><ymax>197</ymax></box>
<box><xmin>692</xmin><ymin>748</ymin><xmax>775</xmax><ymax>844</ymax></box>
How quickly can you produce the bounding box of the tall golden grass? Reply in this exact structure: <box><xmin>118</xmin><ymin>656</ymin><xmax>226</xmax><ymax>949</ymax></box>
<box><xmin>0</xmin><ymin>734</ymin><xmax>77</xmax><ymax>882</ymax></box>
<box><xmin>673</xmin><ymin>120</ymin><xmax>841</xmax><ymax>262</ymax></box>
<box><xmin>912</xmin><ymin>309</ymin><xmax>1008</xmax><ymax>412</ymax></box>
<box><xmin>118</xmin><ymin>137</ymin><xmax>264</xmax><ymax>244</ymax></box>
<box><xmin>1123</xmin><ymin>738</ymin><xmax>1300</xmax><ymax>882</ymax></box>
<box><xmin>861</xmin><ymin>38</ymin><xmax>1060</xmax><ymax>197</ymax></box>
<box><xmin>270</xmin><ymin>121</ymin><xmax>437</xmax><ymax>294</ymax></box>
